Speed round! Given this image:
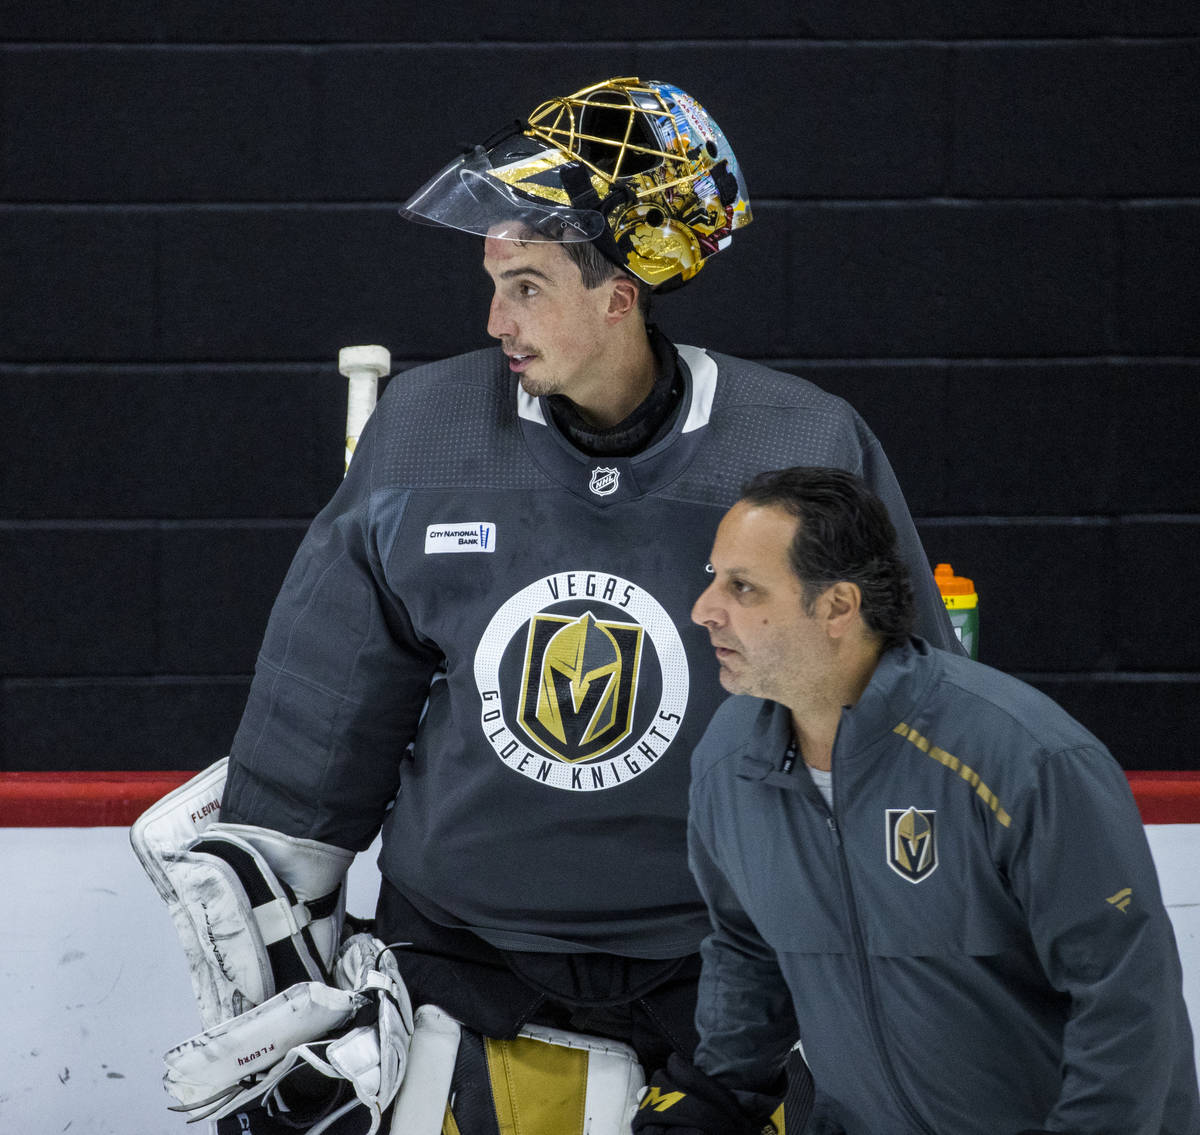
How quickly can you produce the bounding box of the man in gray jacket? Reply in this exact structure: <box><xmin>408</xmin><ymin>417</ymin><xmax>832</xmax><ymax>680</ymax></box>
<box><xmin>635</xmin><ymin>466</ymin><xmax>1198</xmax><ymax>1134</ymax></box>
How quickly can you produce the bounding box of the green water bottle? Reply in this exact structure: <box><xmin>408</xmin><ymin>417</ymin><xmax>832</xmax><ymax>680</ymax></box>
<box><xmin>935</xmin><ymin>563</ymin><xmax>979</xmax><ymax>660</ymax></box>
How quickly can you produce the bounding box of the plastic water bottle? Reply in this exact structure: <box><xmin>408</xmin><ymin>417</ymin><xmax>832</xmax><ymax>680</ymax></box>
<box><xmin>934</xmin><ymin>563</ymin><xmax>979</xmax><ymax>660</ymax></box>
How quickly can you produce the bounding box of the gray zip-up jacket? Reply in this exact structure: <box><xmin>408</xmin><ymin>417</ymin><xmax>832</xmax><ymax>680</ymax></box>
<box><xmin>689</xmin><ymin>639</ymin><xmax>1198</xmax><ymax>1135</ymax></box>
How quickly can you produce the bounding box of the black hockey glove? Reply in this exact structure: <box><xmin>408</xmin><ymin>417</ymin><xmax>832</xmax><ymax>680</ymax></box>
<box><xmin>632</xmin><ymin>1053</ymin><xmax>780</xmax><ymax>1135</ymax></box>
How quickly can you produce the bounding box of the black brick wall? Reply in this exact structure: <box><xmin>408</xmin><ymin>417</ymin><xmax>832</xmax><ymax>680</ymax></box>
<box><xmin>2</xmin><ymin>9</ymin><xmax>1197</xmax><ymax>772</ymax></box>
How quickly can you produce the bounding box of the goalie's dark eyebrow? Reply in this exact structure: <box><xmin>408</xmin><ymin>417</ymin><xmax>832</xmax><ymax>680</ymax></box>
<box><xmin>488</xmin><ymin>265</ymin><xmax>555</xmax><ymax>283</ymax></box>
<box><xmin>481</xmin><ymin>245</ymin><xmax>555</xmax><ymax>280</ymax></box>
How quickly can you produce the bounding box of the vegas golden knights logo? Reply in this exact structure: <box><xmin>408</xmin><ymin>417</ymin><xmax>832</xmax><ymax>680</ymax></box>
<box><xmin>886</xmin><ymin>807</ymin><xmax>938</xmax><ymax>883</ymax></box>
<box><xmin>517</xmin><ymin>612</ymin><xmax>644</xmax><ymax>762</ymax></box>
<box><xmin>474</xmin><ymin>570</ymin><xmax>688</xmax><ymax>792</ymax></box>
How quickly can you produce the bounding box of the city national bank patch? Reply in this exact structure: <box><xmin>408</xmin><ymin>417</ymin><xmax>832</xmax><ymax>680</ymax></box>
<box><xmin>425</xmin><ymin>522</ymin><xmax>496</xmax><ymax>554</ymax></box>
<box><xmin>474</xmin><ymin>570</ymin><xmax>688</xmax><ymax>791</ymax></box>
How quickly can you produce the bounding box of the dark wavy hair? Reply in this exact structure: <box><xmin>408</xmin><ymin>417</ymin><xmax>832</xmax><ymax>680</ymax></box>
<box><xmin>739</xmin><ymin>466</ymin><xmax>915</xmax><ymax>650</ymax></box>
<box><xmin>561</xmin><ymin>238</ymin><xmax>652</xmax><ymax>319</ymax></box>
<box><xmin>496</xmin><ymin>226</ymin><xmax>652</xmax><ymax>319</ymax></box>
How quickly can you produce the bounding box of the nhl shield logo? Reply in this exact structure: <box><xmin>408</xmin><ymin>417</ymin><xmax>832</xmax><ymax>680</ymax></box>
<box><xmin>589</xmin><ymin>467</ymin><xmax>620</xmax><ymax>496</ymax></box>
<box><xmin>886</xmin><ymin>807</ymin><xmax>938</xmax><ymax>883</ymax></box>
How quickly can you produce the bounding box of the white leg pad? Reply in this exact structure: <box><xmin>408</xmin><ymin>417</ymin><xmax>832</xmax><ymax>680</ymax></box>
<box><xmin>388</xmin><ymin>1004</ymin><xmax>463</xmax><ymax>1135</ymax></box>
<box><xmin>388</xmin><ymin>1012</ymin><xmax>646</xmax><ymax>1135</ymax></box>
<box><xmin>517</xmin><ymin>1024</ymin><xmax>646</xmax><ymax>1134</ymax></box>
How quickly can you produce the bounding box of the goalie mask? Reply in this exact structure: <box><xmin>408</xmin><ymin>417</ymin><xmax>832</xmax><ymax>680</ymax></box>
<box><xmin>400</xmin><ymin>77</ymin><xmax>752</xmax><ymax>290</ymax></box>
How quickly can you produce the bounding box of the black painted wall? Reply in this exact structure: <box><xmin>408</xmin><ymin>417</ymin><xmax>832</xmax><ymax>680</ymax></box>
<box><xmin>2</xmin><ymin>7</ymin><xmax>1198</xmax><ymax>772</ymax></box>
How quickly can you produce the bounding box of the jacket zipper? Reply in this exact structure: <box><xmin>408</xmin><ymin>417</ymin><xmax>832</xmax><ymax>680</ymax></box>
<box><xmin>826</xmin><ymin>812</ymin><xmax>938</xmax><ymax>1135</ymax></box>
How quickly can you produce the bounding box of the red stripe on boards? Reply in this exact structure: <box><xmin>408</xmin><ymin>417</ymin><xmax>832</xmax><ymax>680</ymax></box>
<box><xmin>1</xmin><ymin>769</ymin><xmax>1199</xmax><ymax>827</ymax></box>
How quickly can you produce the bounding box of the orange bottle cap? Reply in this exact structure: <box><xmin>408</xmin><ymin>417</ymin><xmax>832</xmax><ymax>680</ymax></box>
<box><xmin>934</xmin><ymin>563</ymin><xmax>977</xmax><ymax>608</ymax></box>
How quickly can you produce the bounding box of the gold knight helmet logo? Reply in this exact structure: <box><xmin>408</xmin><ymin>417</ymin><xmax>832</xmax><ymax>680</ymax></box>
<box><xmin>886</xmin><ymin>807</ymin><xmax>938</xmax><ymax>883</ymax></box>
<box><xmin>518</xmin><ymin>611</ymin><xmax>644</xmax><ymax>762</ymax></box>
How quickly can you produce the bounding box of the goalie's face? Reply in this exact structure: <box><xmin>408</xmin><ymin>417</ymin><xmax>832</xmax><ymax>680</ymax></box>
<box><xmin>483</xmin><ymin>233</ymin><xmax>626</xmax><ymax>414</ymax></box>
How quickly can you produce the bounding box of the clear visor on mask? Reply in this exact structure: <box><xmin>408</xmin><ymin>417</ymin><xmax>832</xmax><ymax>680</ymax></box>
<box><xmin>399</xmin><ymin>146</ymin><xmax>606</xmax><ymax>243</ymax></box>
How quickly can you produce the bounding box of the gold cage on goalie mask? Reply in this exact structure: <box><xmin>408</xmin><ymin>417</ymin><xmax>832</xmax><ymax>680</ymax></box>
<box><xmin>514</xmin><ymin>77</ymin><xmax>752</xmax><ymax>288</ymax></box>
<box><xmin>525</xmin><ymin>78</ymin><xmax>704</xmax><ymax>196</ymax></box>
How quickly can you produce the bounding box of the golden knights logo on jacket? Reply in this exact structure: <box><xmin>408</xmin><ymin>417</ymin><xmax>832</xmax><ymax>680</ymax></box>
<box><xmin>474</xmin><ymin>570</ymin><xmax>689</xmax><ymax>791</ymax></box>
<box><xmin>886</xmin><ymin>806</ymin><xmax>938</xmax><ymax>883</ymax></box>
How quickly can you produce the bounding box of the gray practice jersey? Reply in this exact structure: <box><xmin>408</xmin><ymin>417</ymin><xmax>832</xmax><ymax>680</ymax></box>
<box><xmin>221</xmin><ymin>341</ymin><xmax>960</xmax><ymax>958</ymax></box>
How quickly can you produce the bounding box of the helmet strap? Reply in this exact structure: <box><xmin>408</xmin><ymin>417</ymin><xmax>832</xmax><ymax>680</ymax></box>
<box><xmin>464</xmin><ymin>119</ymin><xmax>529</xmax><ymax>156</ymax></box>
<box><xmin>557</xmin><ymin>161</ymin><xmax>633</xmax><ymax>276</ymax></box>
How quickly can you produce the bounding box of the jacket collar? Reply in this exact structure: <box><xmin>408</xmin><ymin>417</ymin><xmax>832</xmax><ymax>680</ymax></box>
<box><xmin>735</xmin><ymin>639</ymin><xmax>940</xmax><ymax>789</ymax></box>
<box><xmin>835</xmin><ymin>638</ymin><xmax>940</xmax><ymax>761</ymax></box>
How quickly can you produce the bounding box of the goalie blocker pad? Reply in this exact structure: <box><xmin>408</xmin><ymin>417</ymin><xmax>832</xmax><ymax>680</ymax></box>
<box><xmin>130</xmin><ymin>758</ymin><xmax>353</xmax><ymax>1029</ymax></box>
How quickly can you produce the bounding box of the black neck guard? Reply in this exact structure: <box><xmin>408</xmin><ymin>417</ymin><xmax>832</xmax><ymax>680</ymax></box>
<box><xmin>545</xmin><ymin>327</ymin><xmax>683</xmax><ymax>458</ymax></box>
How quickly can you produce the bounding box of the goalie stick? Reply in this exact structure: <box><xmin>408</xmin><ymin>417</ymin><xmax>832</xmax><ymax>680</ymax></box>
<box><xmin>338</xmin><ymin>345</ymin><xmax>390</xmax><ymax>473</ymax></box>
